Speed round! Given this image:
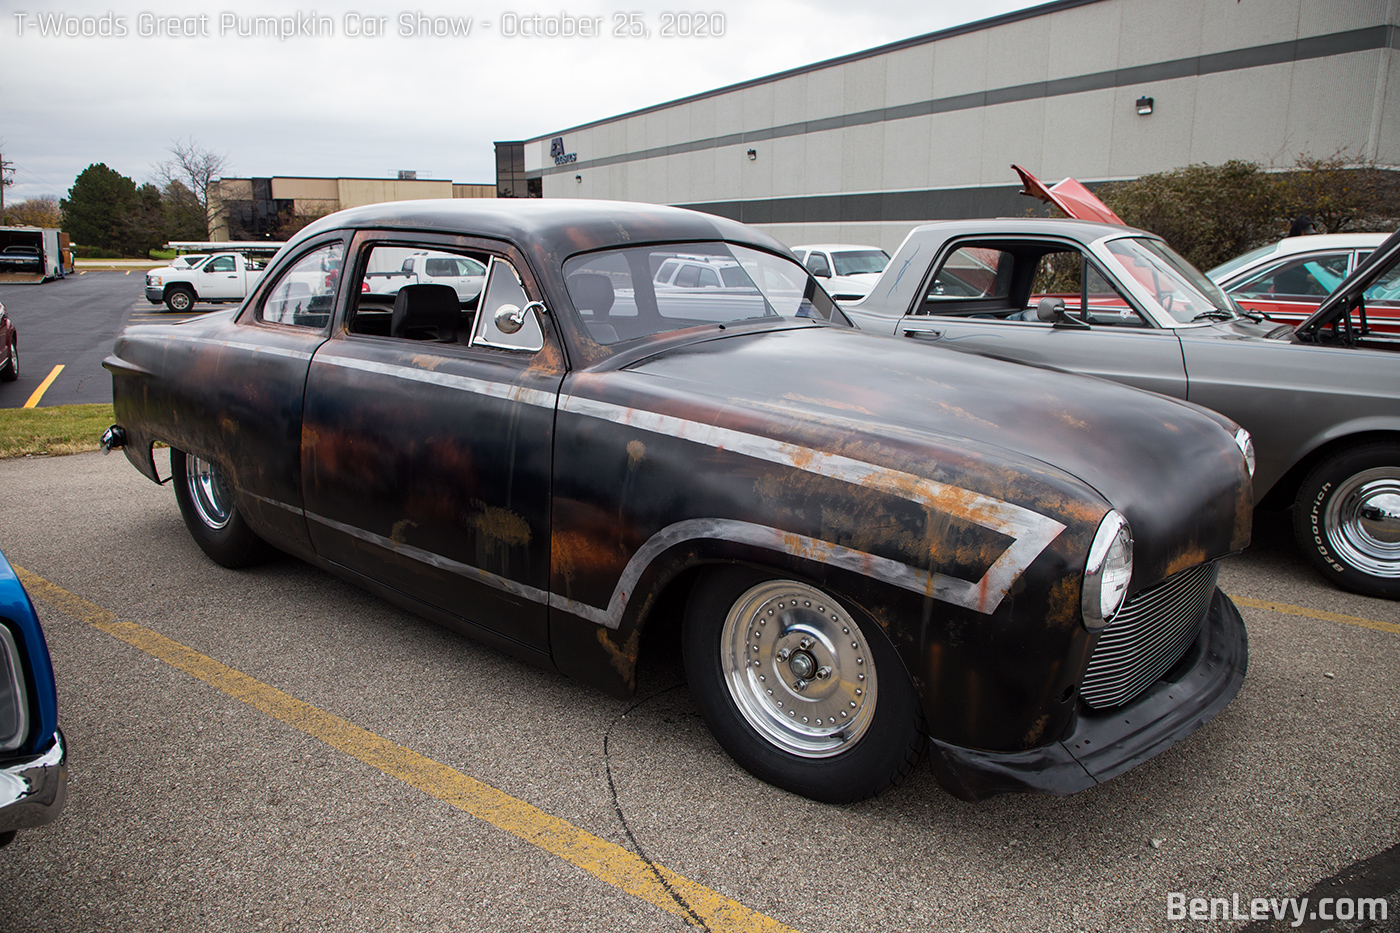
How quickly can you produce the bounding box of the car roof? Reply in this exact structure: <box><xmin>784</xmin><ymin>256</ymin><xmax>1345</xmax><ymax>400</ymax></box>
<box><xmin>1297</xmin><ymin>228</ymin><xmax>1400</xmax><ymax>335</ymax></box>
<box><xmin>903</xmin><ymin>217</ymin><xmax>1154</xmax><ymax>246</ymax></box>
<box><xmin>792</xmin><ymin>244</ymin><xmax>889</xmax><ymax>253</ymax></box>
<box><xmin>289</xmin><ymin>198</ymin><xmax>788</xmax><ymax>260</ymax></box>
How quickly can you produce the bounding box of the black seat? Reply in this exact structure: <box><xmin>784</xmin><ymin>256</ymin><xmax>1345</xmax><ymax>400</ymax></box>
<box><xmin>568</xmin><ymin>273</ymin><xmax>618</xmax><ymax>342</ymax></box>
<box><xmin>391</xmin><ymin>284</ymin><xmax>459</xmax><ymax>342</ymax></box>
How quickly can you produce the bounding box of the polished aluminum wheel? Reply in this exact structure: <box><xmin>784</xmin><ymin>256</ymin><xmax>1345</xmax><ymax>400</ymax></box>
<box><xmin>1324</xmin><ymin>467</ymin><xmax>1400</xmax><ymax>579</ymax></box>
<box><xmin>185</xmin><ymin>455</ymin><xmax>233</xmax><ymax>530</ymax></box>
<box><xmin>722</xmin><ymin>580</ymin><xmax>877</xmax><ymax>758</ymax></box>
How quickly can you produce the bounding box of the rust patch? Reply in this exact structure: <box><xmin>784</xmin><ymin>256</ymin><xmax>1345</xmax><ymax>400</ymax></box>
<box><xmin>1022</xmin><ymin>714</ymin><xmax>1049</xmax><ymax>747</ymax></box>
<box><xmin>1162</xmin><ymin>545</ymin><xmax>1209</xmax><ymax>578</ymax></box>
<box><xmin>1053</xmin><ymin>411</ymin><xmax>1088</xmax><ymax>431</ymax></box>
<box><xmin>390</xmin><ymin>518</ymin><xmax>418</xmax><ymax>544</ymax></box>
<box><xmin>932</xmin><ymin>401</ymin><xmax>999</xmax><ymax>432</ymax></box>
<box><xmin>626</xmin><ymin>439</ymin><xmax>646</xmax><ymax>467</ymax></box>
<box><xmin>409</xmin><ymin>354</ymin><xmax>445</xmax><ymax>371</ymax></box>
<box><xmin>1044</xmin><ymin>576</ymin><xmax>1080</xmax><ymax>631</ymax></box>
<box><xmin>595</xmin><ymin>626</ymin><xmax>640</xmax><ymax>680</ymax></box>
<box><xmin>220</xmin><ymin>416</ymin><xmax>239</xmax><ymax>436</ymax></box>
<box><xmin>779</xmin><ymin>393</ymin><xmax>876</xmax><ymax>416</ymax></box>
<box><xmin>471</xmin><ymin>505</ymin><xmax>532</xmax><ymax>550</ymax></box>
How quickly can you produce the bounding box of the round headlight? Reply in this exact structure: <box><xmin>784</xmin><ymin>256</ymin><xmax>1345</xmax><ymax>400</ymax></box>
<box><xmin>1234</xmin><ymin>427</ymin><xmax>1255</xmax><ymax>478</ymax></box>
<box><xmin>1083</xmin><ymin>510</ymin><xmax>1133</xmax><ymax>631</ymax></box>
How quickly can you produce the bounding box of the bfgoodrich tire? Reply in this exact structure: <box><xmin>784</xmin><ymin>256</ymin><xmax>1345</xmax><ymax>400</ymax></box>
<box><xmin>1293</xmin><ymin>443</ymin><xmax>1400</xmax><ymax>600</ymax></box>
<box><xmin>682</xmin><ymin>566</ymin><xmax>926</xmax><ymax>803</ymax></box>
<box><xmin>170</xmin><ymin>449</ymin><xmax>272</xmax><ymax>568</ymax></box>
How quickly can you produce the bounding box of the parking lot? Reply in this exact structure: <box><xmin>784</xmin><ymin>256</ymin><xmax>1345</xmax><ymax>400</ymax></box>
<box><xmin>1</xmin><ymin>270</ymin><xmax>1398</xmax><ymax>933</ymax></box>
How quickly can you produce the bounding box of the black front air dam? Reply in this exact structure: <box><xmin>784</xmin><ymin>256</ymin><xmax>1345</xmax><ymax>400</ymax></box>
<box><xmin>929</xmin><ymin>588</ymin><xmax>1247</xmax><ymax>802</ymax></box>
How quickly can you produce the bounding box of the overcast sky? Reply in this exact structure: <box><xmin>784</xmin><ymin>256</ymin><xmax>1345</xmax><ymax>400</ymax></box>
<box><xmin>1</xmin><ymin>0</ymin><xmax>1041</xmax><ymax>201</ymax></box>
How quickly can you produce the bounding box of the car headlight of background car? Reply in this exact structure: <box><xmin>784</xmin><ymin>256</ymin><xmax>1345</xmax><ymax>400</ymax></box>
<box><xmin>1083</xmin><ymin>510</ymin><xmax>1133</xmax><ymax>631</ymax></box>
<box><xmin>1234</xmin><ymin>428</ymin><xmax>1256</xmax><ymax>477</ymax></box>
<box><xmin>147</xmin><ymin>274</ymin><xmax>161</xmax><ymax>286</ymax></box>
<box><xmin>0</xmin><ymin>624</ymin><xmax>28</xmax><ymax>753</ymax></box>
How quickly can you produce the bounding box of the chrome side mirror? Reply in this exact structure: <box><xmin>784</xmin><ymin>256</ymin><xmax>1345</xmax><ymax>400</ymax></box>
<box><xmin>494</xmin><ymin>300</ymin><xmax>546</xmax><ymax>335</ymax></box>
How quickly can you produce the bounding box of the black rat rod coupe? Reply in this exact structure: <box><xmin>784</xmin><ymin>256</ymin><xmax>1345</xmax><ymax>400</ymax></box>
<box><xmin>103</xmin><ymin>199</ymin><xmax>1253</xmax><ymax>802</ymax></box>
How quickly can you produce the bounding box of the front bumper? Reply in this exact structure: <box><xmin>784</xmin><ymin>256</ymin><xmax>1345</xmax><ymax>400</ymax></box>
<box><xmin>929</xmin><ymin>588</ymin><xmax>1247</xmax><ymax>801</ymax></box>
<box><xmin>145</xmin><ymin>286</ymin><xmax>164</xmax><ymax>304</ymax></box>
<box><xmin>0</xmin><ymin>730</ymin><xmax>68</xmax><ymax>840</ymax></box>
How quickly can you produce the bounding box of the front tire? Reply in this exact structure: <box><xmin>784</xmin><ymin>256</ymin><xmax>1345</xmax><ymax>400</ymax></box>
<box><xmin>170</xmin><ymin>449</ymin><xmax>272</xmax><ymax>568</ymax></box>
<box><xmin>0</xmin><ymin>338</ymin><xmax>16</xmax><ymax>382</ymax></box>
<box><xmin>165</xmin><ymin>286</ymin><xmax>195</xmax><ymax>312</ymax></box>
<box><xmin>682</xmin><ymin>566</ymin><xmax>925</xmax><ymax>803</ymax></box>
<box><xmin>1293</xmin><ymin>443</ymin><xmax>1400</xmax><ymax>599</ymax></box>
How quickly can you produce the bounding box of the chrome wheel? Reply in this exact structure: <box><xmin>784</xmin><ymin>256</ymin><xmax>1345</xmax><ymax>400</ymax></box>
<box><xmin>184</xmin><ymin>455</ymin><xmax>232</xmax><ymax>530</ymax></box>
<box><xmin>1323</xmin><ymin>467</ymin><xmax>1400</xmax><ymax>579</ymax></box>
<box><xmin>722</xmin><ymin>580</ymin><xmax>878</xmax><ymax>758</ymax></box>
<box><xmin>166</xmin><ymin>289</ymin><xmax>194</xmax><ymax>312</ymax></box>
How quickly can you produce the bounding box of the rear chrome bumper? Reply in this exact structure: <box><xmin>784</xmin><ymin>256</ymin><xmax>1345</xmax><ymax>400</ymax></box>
<box><xmin>929</xmin><ymin>589</ymin><xmax>1247</xmax><ymax>801</ymax></box>
<box><xmin>0</xmin><ymin>730</ymin><xmax>68</xmax><ymax>837</ymax></box>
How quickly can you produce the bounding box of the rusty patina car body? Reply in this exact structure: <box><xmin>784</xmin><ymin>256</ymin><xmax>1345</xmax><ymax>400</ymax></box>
<box><xmin>104</xmin><ymin>199</ymin><xmax>1252</xmax><ymax>802</ymax></box>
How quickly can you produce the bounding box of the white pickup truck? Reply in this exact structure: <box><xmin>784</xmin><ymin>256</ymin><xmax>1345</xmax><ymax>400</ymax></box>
<box><xmin>361</xmin><ymin>248</ymin><xmax>486</xmax><ymax>303</ymax></box>
<box><xmin>145</xmin><ymin>252</ymin><xmax>271</xmax><ymax>311</ymax></box>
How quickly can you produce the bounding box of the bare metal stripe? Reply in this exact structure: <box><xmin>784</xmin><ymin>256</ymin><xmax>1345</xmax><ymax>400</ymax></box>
<box><xmin>164</xmin><ymin>335</ymin><xmax>314</xmax><ymax>360</ymax></box>
<box><xmin>304</xmin><ymin>511</ymin><xmax>553</xmax><ymax>607</ymax></box>
<box><xmin>551</xmin><ymin>519</ymin><xmax>979</xmax><ymax>629</ymax></box>
<box><xmin>314</xmin><ymin>354</ymin><xmax>557</xmax><ymax>410</ymax></box>
<box><xmin>560</xmin><ymin>395</ymin><xmax>1065</xmax><ymax>614</ymax></box>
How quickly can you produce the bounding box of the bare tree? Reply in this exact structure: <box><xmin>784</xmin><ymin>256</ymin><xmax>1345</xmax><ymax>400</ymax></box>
<box><xmin>154</xmin><ymin>137</ymin><xmax>229</xmax><ymax>238</ymax></box>
<box><xmin>0</xmin><ymin>138</ymin><xmax>14</xmax><ymax>226</ymax></box>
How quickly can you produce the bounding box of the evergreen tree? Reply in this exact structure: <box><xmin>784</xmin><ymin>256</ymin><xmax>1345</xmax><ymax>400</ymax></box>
<box><xmin>61</xmin><ymin>163</ymin><xmax>138</xmax><ymax>251</ymax></box>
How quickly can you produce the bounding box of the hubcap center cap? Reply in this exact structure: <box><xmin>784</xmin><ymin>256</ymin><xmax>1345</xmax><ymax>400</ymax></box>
<box><xmin>787</xmin><ymin>650</ymin><xmax>817</xmax><ymax>680</ymax></box>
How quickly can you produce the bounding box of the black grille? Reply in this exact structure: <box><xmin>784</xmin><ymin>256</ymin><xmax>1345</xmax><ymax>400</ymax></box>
<box><xmin>1080</xmin><ymin>561</ymin><xmax>1219</xmax><ymax>710</ymax></box>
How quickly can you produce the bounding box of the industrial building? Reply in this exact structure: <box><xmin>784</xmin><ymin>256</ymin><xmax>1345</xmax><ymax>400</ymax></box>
<box><xmin>207</xmin><ymin>174</ymin><xmax>495</xmax><ymax>241</ymax></box>
<box><xmin>502</xmin><ymin>0</ymin><xmax>1399</xmax><ymax>251</ymax></box>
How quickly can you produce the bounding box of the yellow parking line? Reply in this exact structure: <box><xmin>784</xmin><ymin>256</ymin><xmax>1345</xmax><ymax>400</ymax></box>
<box><xmin>22</xmin><ymin>364</ymin><xmax>64</xmax><ymax>408</ymax></box>
<box><xmin>1228</xmin><ymin>594</ymin><xmax>1399</xmax><ymax>636</ymax></box>
<box><xmin>13</xmin><ymin>565</ymin><xmax>799</xmax><ymax>933</ymax></box>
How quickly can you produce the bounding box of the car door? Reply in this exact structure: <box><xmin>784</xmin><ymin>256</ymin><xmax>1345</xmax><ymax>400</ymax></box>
<box><xmin>1227</xmin><ymin>251</ymin><xmax>1352</xmax><ymax>327</ymax></box>
<box><xmin>895</xmin><ymin>241</ymin><xmax>1190</xmax><ymax>399</ymax></box>
<box><xmin>300</xmin><ymin>232</ymin><xmax>564</xmax><ymax>651</ymax></box>
<box><xmin>196</xmin><ymin>254</ymin><xmax>245</xmax><ymax>300</ymax></box>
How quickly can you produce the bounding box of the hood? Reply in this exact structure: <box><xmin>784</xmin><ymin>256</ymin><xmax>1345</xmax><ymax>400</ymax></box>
<box><xmin>1013</xmin><ymin>164</ymin><xmax>1125</xmax><ymax>225</ymax></box>
<box><xmin>616</xmin><ymin>325</ymin><xmax>1252</xmax><ymax>588</ymax></box>
<box><xmin>1295</xmin><ymin>227</ymin><xmax>1400</xmax><ymax>337</ymax></box>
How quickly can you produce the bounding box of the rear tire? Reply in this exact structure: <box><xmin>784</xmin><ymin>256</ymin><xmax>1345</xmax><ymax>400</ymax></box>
<box><xmin>682</xmin><ymin>566</ymin><xmax>925</xmax><ymax>803</ymax></box>
<box><xmin>165</xmin><ymin>286</ymin><xmax>195</xmax><ymax>312</ymax></box>
<box><xmin>1293</xmin><ymin>443</ymin><xmax>1400</xmax><ymax>599</ymax></box>
<box><xmin>170</xmin><ymin>449</ymin><xmax>272</xmax><ymax>568</ymax></box>
<box><xmin>0</xmin><ymin>338</ymin><xmax>16</xmax><ymax>382</ymax></box>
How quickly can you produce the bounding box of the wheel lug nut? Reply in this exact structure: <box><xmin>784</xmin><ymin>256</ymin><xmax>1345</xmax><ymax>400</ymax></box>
<box><xmin>776</xmin><ymin>648</ymin><xmax>791</xmax><ymax>662</ymax></box>
<box><xmin>815</xmin><ymin>666</ymin><xmax>832</xmax><ymax>680</ymax></box>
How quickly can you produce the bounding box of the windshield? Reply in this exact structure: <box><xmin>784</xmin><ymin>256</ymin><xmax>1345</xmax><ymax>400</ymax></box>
<box><xmin>1206</xmin><ymin>243</ymin><xmax>1278</xmax><ymax>282</ymax></box>
<box><xmin>831</xmin><ymin>249</ymin><xmax>890</xmax><ymax>276</ymax></box>
<box><xmin>1103</xmin><ymin>237</ymin><xmax>1237</xmax><ymax>323</ymax></box>
<box><xmin>563</xmin><ymin>242</ymin><xmax>849</xmax><ymax>346</ymax></box>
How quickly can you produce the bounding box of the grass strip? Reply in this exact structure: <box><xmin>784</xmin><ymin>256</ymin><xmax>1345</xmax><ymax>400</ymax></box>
<box><xmin>0</xmin><ymin>402</ymin><xmax>115</xmax><ymax>458</ymax></box>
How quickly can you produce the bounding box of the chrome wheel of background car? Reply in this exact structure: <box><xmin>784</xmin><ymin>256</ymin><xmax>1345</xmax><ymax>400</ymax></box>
<box><xmin>1295</xmin><ymin>443</ymin><xmax>1400</xmax><ymax>599</ymax></box>
<box><xmin>1323</xmin><ymin>468</ymin><xmax>1400</xmax><ymax>577</ymax></box>
<box><xmin>683</xmin><ymin>566</ymin><xmax>925</xmax><ymax>803</ymax></box>
<box><xmin>721</xmin><ymin>579</ymin><xmax>878</xmax><ymax>757</ymax></box>
<box><xmin>185</xmin><ymin>455</ymin><xmax>232</xmax><ymax>530</ymax></box>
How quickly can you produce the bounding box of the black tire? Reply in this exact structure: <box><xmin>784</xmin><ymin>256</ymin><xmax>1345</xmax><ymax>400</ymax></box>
<box><xmin>170</xmin><ymin>448</ymin><xmax>272</xmax><ymax>568</ymax></box>
<box><xmin>682</xmin><ymin>566</ymin><xmax>926</xmax><ymax>803</ymax></box>
<box><xmin>165</xmin><ymin>286</ymin><xmax>196</xmax><ymax>312</ymax></box>
<box><xmin>1293</xmin><ymin>442</ymin><xmax>1400</xmax><ymax>599</ymax></box>
<box><xmin>0</xmin><ymin>338</ymin><xmax>16</xmax><ymax>382</ymax></box>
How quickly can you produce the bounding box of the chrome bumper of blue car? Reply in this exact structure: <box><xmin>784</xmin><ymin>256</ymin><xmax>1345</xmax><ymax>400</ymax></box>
<box><xmin>0</xmin><ymin>730</ymin><xmax>68</xmax><ymax>838</ymax></box>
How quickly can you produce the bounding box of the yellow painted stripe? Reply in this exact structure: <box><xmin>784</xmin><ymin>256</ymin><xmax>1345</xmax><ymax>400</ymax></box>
<box><xmin>22</xmin><ymin>364</ymin><xmax>64</xmax><ymax>408</ymax></box>
<box><xmin>13</xmin><ymin>565</ymin><xmax>798</xmax><ymax>933</ymax></box>
<box><xmin>1229</xmin><ymin>594</ymin><xmax>1400</xmax><ymax>636</ymax></box>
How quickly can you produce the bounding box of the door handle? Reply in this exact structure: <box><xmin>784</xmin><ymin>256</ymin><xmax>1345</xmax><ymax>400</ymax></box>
<box><xmin>903</xmin><ymin>328</ymin><xmax>943</xmax><ymax>340</ymax></box>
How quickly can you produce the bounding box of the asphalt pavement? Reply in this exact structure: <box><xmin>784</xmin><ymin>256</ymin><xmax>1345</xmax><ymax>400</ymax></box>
<box><xmin>0</xmin><ymin>270</ymin><xmax>190</xmax><ymax>408</ymax></box>
<box><xmin>0</xmin><ymin>451</ymin><xmax>1396</xmax><ymax>933</ymax></box>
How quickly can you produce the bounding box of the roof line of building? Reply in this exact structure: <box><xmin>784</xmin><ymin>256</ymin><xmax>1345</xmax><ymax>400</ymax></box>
<box><xmin>528</xmin><ymin>24</ymin><xmax>1397</xmax><ymax>178</ymax></box>
<box><xmin>525</xmin><ymin>0</ymin><xmax>1102</xmax><ymax>143</ymax></box>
